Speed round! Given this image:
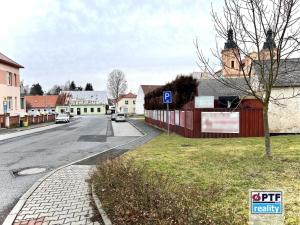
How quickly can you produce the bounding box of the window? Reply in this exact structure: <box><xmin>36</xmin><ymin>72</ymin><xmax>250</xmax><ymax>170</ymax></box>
<box><xmin>84</xmin><ymin>108</ymin><xmax>87</xmax><ymax>113</ymax></box>
<box><xmin>15</xmin><ymin>97</ymin><xmax>17</xmax><ymax>110</ymax></box>
<box><xmin>124</xmin><ymin>108</ymin><xmax>128</xmax><ymax>113</ymax></box>
<box><xmin>125</xmin><ymin>100</ymin><xmax>128</xmax><ymax>105</ymax></box>
<box><xmin>14</xmin><ymin>74</ymin><xmax>17</xmax><ymax>86</ymax></box>
<box><xmin>97</xmin><ymin>108</ymin><xmax>101</xmax><ymax>112</ymax></box>
<box><xmin>70</xmin><ymin>108</ymin><xmax>74</xmax><ymax>113</ymax></box>
<box><xmin>133</xmin><ymin>100</ymin><xmax>136</xmax><ymax>104</ymax></box>
<box><xmin>7</xmin><ymin>97</ymin><xmax>12</xmax><ymax>110</ymax></box>
<box><xmin>91</xmin><ymin>108</ymin><xmax>94</xmax><ymax>113</ymax></box>
<box><xmin>20</xmin><ymin>97</ymin><xmax>25</xmax><ymax>109</ymax></box>
<box><xmin>231</xmin><ymin>61</ymin><xmax>235</xmax><ymax>69</ymax></box>
<box><xmin>7</xmin><ymin>72</ymin><xmax>12</xmax><ymax>86</ymax></box>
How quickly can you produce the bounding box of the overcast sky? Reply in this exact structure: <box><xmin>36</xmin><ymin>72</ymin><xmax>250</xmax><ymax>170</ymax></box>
<box><xmin>0</xmin><ymin>0</ymin><xmax>221</xmax><ymax>93</ymax></box>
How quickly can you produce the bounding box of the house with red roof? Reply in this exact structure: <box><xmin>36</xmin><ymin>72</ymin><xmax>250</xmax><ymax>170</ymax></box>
<box><xmin>116</xmin><ymin>92</ymin><xmax>137</xmax><ymax>114</ymax></box>
<box><xmin>25</xmin><ymin>95</ymin><xmax>59</xmax><ymax>115</ymax></box>
<box><xmin>0</xmin><ymin>52</ymin><xmax>25</xmax><ymax>115</ymax></box>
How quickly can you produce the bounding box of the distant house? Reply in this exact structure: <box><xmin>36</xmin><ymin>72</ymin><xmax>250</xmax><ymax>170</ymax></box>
<box><xmin>0</xmin><ymin>52</ymin><xmax>25</xmax><ymax>115</ymax></box>
<box><xmin>25</xmin><ymin>95</ymin><xmax>59</xmax><ymax>115</ymax></box>
<box><xmin>59</xmin><ymin>91</ymin><xmax>108</xmax><ymax>116</ymax></box>
<box><xmin>117</xmin><ymin>92</ymin><xmax>137</xmax><ymax>114</ymax></box>
<box><xmin>136</xmin><ymin>85</ymin><xmax>162</xmax><ymax>115</ymax></box>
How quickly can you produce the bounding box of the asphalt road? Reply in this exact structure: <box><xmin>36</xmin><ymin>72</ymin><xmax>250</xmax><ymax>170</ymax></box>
<box><xmin>0</xmin><ymin>115</ymin><xmax>141</xmax><ymax>224</ymax></box>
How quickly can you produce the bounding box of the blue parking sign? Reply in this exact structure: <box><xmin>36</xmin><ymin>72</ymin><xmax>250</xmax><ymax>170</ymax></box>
<box><xmin>163</xmin><ymin>91</ymin><xmax>172</xmax><ymax>104</ymax></box>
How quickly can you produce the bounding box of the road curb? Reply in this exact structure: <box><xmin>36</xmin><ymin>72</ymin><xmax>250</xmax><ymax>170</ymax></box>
<box><xmin>2</xmin><ymin>121</ymin><xmax>147</xmax><ymax>225</ymax></box>
<box><xmin>127</xmin><ymin>119</ymin><xmax>146</xmax><ymax>135</ymax></box>
<box><xmin>0</xmin><ymin>118</ymin><xmax>78</xmax><ymax>142</ymax></box>
<box><xmin>91</xmin><ymin>185</ymin><xmax>112</xmax><ymax>225</ymax></box>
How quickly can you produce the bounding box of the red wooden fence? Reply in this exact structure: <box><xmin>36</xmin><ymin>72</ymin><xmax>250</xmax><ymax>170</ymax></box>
<box><xmin>145</xmin><ymin>107</ymin><xmax>264</xmax><ymax>138</ymax></box>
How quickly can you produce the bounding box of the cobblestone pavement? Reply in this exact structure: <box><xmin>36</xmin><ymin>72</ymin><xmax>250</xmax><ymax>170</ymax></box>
<box><xmin>12</xmin><ymin>165</ymin><xmax>101</xmax><ymax>225</ymax></box>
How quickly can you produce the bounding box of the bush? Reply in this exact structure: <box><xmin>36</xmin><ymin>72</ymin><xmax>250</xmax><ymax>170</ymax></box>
<box><xmin>144</xmin><ymin>75</ymin><xmax>198</xmax><ymax>110</ymax></box>
<box><xmin>91</xmin><ymin>158</ymin><xmax>245</xmax><ymax>225</ymax></box>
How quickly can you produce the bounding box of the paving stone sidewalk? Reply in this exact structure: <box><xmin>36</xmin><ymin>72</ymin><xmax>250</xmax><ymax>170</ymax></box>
<box><xmin>12</xmin><ymin>165</ymin><xmax>101</xmax><ymax>225</ymax></box>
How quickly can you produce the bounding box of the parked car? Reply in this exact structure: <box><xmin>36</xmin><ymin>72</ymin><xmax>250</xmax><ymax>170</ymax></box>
<box><xmin>55</xmin><ymin>114</ymin><xmax>70</xmax><ymax>123</ymax></box>
<box><xmin>111</xmin><ymin>113</ymin><xmax>116</xmax><ymax>121</ymax></box>
<box><xmin>115</xmin><ymin>113</ymin><xmax>126</xmax><ymax>122</ymax></box>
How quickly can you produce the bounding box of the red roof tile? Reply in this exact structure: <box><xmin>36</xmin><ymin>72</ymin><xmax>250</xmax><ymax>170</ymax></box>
<box><xmin>0</xmin><ymin>52</ymin><xmax>24</xmax><ymax>68</ymax></box>
<box><xmin>25</xmin><ymin>95</ymin><xmax>59</xmax><ymax>109</ymax></box>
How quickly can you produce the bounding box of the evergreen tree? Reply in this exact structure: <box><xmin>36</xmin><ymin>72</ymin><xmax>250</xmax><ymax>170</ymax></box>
<box><xmin>30</xmin><ymin>83</ymin><xmax>44</xmax><ymax>95</ymax></box>
<box><xmin>85</xmin><ymin>83</ymin><xmax>94</xmax><ymax>91</ymax></box>
<box><xmin>69</xmin><ymin>81</ymin><xmax>76</xmax><ymax>90</ymax></box>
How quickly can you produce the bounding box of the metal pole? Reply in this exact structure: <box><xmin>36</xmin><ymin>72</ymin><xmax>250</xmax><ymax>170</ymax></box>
<box><xmin>167</xmin><ymin>103</ymin><xmax>170</xmax><ymax>136</ymax></box>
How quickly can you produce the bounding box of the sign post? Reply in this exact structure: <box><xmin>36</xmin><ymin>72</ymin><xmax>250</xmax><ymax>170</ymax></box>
<box><xmin>163</xmin><ymin>91</ymin><xmax>172</xmax><ymax>135</ymax></box>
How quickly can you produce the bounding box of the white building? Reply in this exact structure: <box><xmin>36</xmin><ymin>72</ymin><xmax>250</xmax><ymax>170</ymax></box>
<box><xmin>57</xmin><ymin>91</ymin><xmax>108</xmax><ymax>116</ymax></box>
<box><xmin>136</xmin><ymin>85</ymin><xmax>162</xmax><ymax>115</ymax></box>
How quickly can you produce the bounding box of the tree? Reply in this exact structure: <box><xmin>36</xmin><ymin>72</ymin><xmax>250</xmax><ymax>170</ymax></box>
<box><xmin>63</xmin><ymin>81</ymin><xmax>71</xmax><ymax>91</ymax></box>
<box><xmin>20</xmin><ymin>80</ymin><xmax>29</xmax><ymax>95</ymax></box>
<box><xmin>48</xmin><ymin>85</ymin><xmax>62</xmax><ymax>95</ymax></box>
<box><xmin>76</xmin><ymin>86</ymin><xmax>83</xmax><ymax>91</ymax></box>
<box><xmin>85</xmin><ymin>83</ymin><xmax>94</xmax><ymax>91</ymax></box>
<box><xmin>107</xmin><ymin>69</ymin><xmax>127</xmax><ymax>100</ymax></box>
<box><xmin>30</xmin><ymin>83</ymin><xmax>44</xmax><ymax>95</ymax></box>
<box><xmin>69</xmin><ymin>81</ymin><xmax>76</xmax><ymax>91</ymax></box>
<box><xmin>196</xmin><ymin>0</ymin><xmax>300</xmax><ymax>158</ymax></box>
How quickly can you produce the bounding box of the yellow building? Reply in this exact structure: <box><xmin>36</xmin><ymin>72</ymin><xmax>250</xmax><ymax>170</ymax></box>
<box><xmin>117</xmin><ymin>92</ymin><xmax>137</xmax><ymax>114</ymax></box>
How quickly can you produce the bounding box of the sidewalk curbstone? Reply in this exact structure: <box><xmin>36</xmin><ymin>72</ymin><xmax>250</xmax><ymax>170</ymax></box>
<box><xmin>91</xmin><ymin>186</ymin><xmax>112</xmax><ymax>225</ymax></box>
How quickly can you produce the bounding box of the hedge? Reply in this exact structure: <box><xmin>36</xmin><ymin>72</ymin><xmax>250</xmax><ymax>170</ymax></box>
<box><xmin>144</xmin><ymin>75</ymin><xmax>198</xmax><ymax>110</ymax></box>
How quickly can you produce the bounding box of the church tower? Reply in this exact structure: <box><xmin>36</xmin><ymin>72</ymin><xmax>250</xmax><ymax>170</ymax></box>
<box><xmin>221</xmin><ymin>29</ymin><xmax>240</xmax><ymax>77</ymax></box>
<box><xmin>260</xmin><ymin>29</ymin><xmax>278</xmax><ymax>60</ymax></box>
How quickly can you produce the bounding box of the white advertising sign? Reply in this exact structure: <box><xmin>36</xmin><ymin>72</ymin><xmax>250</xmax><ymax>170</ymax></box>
<box><xmin>195</xmin><ymin>96</ymin><xmax>214</xmax><ymax>108</ymax></box>
<box><xmin>201</xmin><ymin>112</ymin><xmax>240</xmax><ymax>133</ymax></box>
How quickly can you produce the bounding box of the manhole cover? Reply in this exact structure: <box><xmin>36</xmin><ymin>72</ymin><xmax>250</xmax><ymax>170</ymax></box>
<box><xmin>17</xmin><ymin>167</ymin><xmax>47</xmax><ymax>176</ymax></box>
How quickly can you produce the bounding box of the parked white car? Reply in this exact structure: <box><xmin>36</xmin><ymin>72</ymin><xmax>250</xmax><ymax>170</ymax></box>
<box><xmin>55</xmin><ymin>114</ymin><xmax>70</xmax><ymax>123</ymax></box>
<box><xmin>115</xmin><ymin>113</ymin><xmax>126</xmax><ymax>122</ymax></box>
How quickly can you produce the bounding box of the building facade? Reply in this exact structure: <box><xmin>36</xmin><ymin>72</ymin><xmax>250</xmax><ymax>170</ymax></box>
<box><xmin>117</xmin><ymin>92</ymin><xmax>137</xmax><ymax>114</ymax></box>
<box><xmin>25</xmin><ymin>95</ymin><xmax>59</xmax><ymax>115</ymax></box>
<box><xmin>58</xmin><ymin>91</ymin><xmax>108</xmax><ymax>116</ymax></box>
<box><xmin>0</xmin><ymin>52</ymin><xmax>25</xmax><ymax>115</ymax></box>
<box><xmin>136</xmin><ymin>85</ymin><xmax>162</xmax><ymax>115</ymax></box>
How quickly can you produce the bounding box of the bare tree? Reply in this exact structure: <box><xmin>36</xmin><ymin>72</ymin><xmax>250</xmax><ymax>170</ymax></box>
<box><xmin>47</xmin><ymin>85</ymin><xmax>62</xmax><ymax>95</ymax></box>
<box><xmin>196</xmin><ymin>0</ymin><xmax>300</xmax><ymax>158</ymax></box>
<box><xmin>107</xmin><ymin>69</ymin><xmax>127</xmax><ymax>100</ymax></box>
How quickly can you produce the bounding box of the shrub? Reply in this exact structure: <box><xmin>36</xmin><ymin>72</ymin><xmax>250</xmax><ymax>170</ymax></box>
<box><xmin>144</xmin><ymin>75</ymin><xmax>198</xmax><ymax>110</ymax></box>
<box><xmin>91</xmin><ymin>158</ymin><xmax>246</xmax><ymax>225</ymax></box>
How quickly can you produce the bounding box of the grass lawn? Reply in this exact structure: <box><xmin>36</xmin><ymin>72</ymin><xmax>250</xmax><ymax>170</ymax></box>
<box><xmin>126</xmin><ymin>133</ymin><xmax>300</xmax><ymax>224</ymax></box>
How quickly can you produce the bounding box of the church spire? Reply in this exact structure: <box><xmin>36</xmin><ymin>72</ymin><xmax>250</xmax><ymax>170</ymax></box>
<box><xmin>224</xmin><ymin>28</ymin><xmax>237</xmax><ymax>49</ymax></box>
<box><xmin>263</xmin><ymin>29</ymin><xmax>277</xmax><ymax>49</ymax></box>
